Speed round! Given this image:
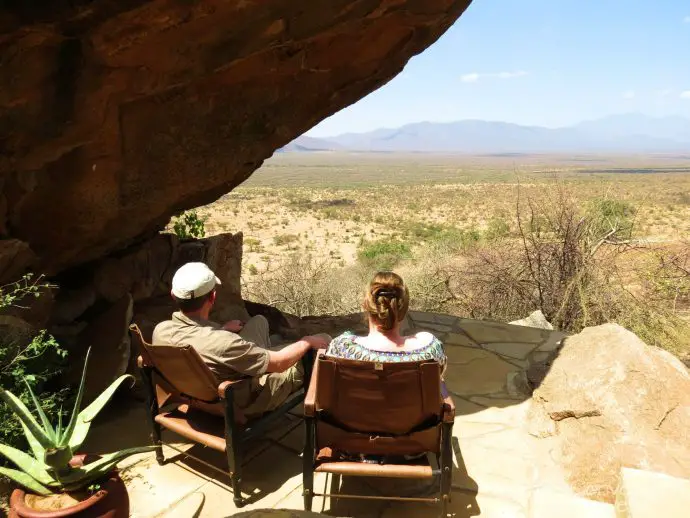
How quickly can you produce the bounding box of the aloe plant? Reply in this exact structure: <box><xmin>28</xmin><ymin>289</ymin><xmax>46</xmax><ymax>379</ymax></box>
<box><xmin>0</xmin><ymin>348</ymin><xmax>155</xmax><ymax>495</ymax></box>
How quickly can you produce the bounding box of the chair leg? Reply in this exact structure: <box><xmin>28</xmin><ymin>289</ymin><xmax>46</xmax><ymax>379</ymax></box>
<box><xmin>223</xmin><ymin>387</ymin><xmax>244</xmax><ymax>508</ymax></box>
<box><xmin>303</xmin><ymin>417</ymin><xmax>315</xmax><ymax>511</ymax></box>
<box><xmin>140</xmin><ymin>366</ymin><xmax>164</xmax><ymax>465</ymax></box>
<box><xmin>439</xmin><ymin>422</ymin><xmax>453</xmax><ymax>517</ymax></box>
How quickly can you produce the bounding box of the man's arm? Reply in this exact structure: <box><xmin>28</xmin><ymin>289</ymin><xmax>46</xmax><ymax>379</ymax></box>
<box><xmin>265</xmin><ymin>336</ymin><xmax>328</xmax><ymax>373</ymax></box>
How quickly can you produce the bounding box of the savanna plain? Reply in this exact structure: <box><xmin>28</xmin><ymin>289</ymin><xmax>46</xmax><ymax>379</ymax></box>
<box><xmin>179</xmin><ymin>153</ymin><xmax>690</xmax><ymax>360</ymax></box>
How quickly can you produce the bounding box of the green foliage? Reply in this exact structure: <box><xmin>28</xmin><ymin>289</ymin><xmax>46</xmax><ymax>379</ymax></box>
<box><xmin>244</xmin><ymin>238</ymin><xmax>262</xmax><ymax>253</ymax></box>
<box><xmin>485</xmin><ymin>217</ymin><xmax>510</xmax><ymax>240</ymax></box>
<box><xmin>1</xmin><ymin>275</ymin><xmax>70</xmax><ymax>462</ymax></box>
<box><xmin>357</xmin><ymin>239</ymin><xmax>412</xmax><ymax>270</ymax></box>
<box><xmin>0</xmin><ymin>348</ymin><xmax>155</xmax><ymax>494</ymax></box>
<box><xmin>172</xmin><ymin>210</ymin><xmax>206</xmax><ymax>239</ymax></box>
<box><xmin>586</xmin><ymin>198</ymin><xmax>636</xmax><ymax>241</ymax></box>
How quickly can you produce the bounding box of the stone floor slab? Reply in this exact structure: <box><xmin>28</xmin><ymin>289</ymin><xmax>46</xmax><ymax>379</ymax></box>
<box><xmin>529</xmin><ymin>488</ymin><xmax>615</xmax><ymax>518</ymax></box>
<box><xmin>122</xmin><ymin>456</ymin><xmax>209</xmax><ymax>518</ymax></box>
<box><xmin>481</xmin><ymin>342</ymin><xmax>539</xmax><ymax>361</ymax></box>
<box><xmin>197</xmin><ymin>445</ymin><xmax>304</xmax><ymax>518</ymax></box>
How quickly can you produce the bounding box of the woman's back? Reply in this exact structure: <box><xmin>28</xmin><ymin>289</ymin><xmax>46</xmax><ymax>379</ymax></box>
<box><xmin>326</xmin><ymin>330</ymin><xmax>447</xmax><ymax>370</ymax></box>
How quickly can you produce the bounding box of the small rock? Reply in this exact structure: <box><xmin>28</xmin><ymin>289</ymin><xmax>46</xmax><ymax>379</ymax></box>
<box><xmin>510</xmin><ymin>310</ymin><xmax>554</xmax><ymax>330</ymax></box>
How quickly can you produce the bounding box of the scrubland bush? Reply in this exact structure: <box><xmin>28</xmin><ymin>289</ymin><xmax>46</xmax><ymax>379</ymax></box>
<box><xmin>357</xmin><ymin>239</ymin><xmax>412</xmax><ymax>270</ymax></box>
<box><xmin>243</xmin><ymin>254</ymin><xmax>368</xmax><ymax>317</ymax></box>
<box><xmin>243</xmin><ymin>184</ymin><xmax>689</xmax><ymax>356</ymax></box>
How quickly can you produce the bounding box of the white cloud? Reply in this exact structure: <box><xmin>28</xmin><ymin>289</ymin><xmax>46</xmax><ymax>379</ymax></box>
<box><xmin>460</xmin><ymin>72</ymin><xmax>480</xmax><ymax>83</ymax></box>
<box><xmin>683</xmin><ymin>15</ymin><xmax>690</xmax><ymax>23</ymax></box>
<box><xmin>680</xmin><ymin>91</ymin><xmax>690</xmax><ymax>99</ymax></box>
<box><xmin>461</xmin><ymin>71</ymin><xmax>528</xmax><ymax>83</ymax></box>
<box><xmin>622</xmin><ymin>90</ymin><xmax>635</xmax><ymax>99</ymax></box>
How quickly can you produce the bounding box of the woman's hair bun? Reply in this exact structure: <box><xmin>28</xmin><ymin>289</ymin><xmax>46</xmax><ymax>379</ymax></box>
<box><xmin>363</xmin><ymin>272</ymin><xmax>410</xmax><ymax>331</ymax></box>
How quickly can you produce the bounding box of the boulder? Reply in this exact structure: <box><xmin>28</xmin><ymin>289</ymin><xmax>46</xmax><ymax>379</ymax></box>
<box><xmin>0</xmin><ymin>315</ymin><xmax>36</xmax><ymax>358</ymax></box>
<box><xmin>527</xmin><ymin>323</ymin><xmax>690</xmax><ymax>503</ymax></box>
<box><xmin>1</xmin><ymin>0</ymin><xmax>473</xmax><ymax>277</ymax></box>
<box><xmin>92</xmin><ymin>234</ymin><xmax>177</xmax><ymax>302</ymax></box>
<box><xmin>0</xmin><ymin>239</ymin><xmax>37</xmax><ymax>284</ymax></box>
<box><xmin>70</xmin><ymin>294</ymin><xmax>134</xmax><ymax>403</ymax></box>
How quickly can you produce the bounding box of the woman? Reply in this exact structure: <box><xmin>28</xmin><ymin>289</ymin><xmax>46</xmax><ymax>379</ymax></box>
<box><xmin>326</xmin><ymin>271</ymin><xmax>446</xmax><ymax>373</ymax></box>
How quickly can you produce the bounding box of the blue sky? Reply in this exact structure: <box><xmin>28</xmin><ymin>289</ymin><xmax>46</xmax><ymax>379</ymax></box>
<box><xmin>307</xmin><ymin>0</ymin><xmax>690</xmax><ymax>137</ymax></box>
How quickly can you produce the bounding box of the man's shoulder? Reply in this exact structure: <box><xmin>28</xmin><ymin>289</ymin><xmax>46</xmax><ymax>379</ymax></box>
<box><xmin>151</xmin><ymin>318</ymin><xmax>175</xmax><ymax>345</ymax></box>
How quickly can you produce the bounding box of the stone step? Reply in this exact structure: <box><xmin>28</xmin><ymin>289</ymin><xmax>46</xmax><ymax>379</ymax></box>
<box><xmin>530</xmin><ymin>488</ymin><xmax>615</xmax><ymax>518</ymax></box>
<box><xmin>615</xmin><ymin>468</ymin><xmax>690</xmax><ymax>518</ymax></box>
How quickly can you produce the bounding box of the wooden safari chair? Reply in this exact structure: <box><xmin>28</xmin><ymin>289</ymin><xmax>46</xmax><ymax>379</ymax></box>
<box><xmin>129</xmin><ymin>324</ymin><xmax>311</xmax><ymax>508</ymax></box>
<box><xmin>303</xmin><ymin>351</ymin><xmax>455</xmax><ymax>517</ymax></box>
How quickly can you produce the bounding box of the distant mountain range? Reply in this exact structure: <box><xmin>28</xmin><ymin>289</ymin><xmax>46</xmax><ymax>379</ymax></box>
<box><xmin>280</xmin><ymin>114</ymin><xmax>690</xmax><ymax>154</ymax></box>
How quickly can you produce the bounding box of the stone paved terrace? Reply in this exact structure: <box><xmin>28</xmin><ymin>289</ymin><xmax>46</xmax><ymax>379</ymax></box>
<box><xmin>81</xmin><ymin>311</ymin><xmax>617</xmax><ymax>518</ymax></box>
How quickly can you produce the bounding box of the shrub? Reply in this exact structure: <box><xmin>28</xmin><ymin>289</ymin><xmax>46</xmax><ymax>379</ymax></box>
<box><xmin>586</xmin><ymin>198</ymin><xmax>636</xmax><ymax>242</ymax></box>
<box><xmin>357</xmin><ymin>239</ymin><xmax>412</xmax><ymax>270</ymax></box>
<box><xmin>0</xmin><ymin>275</ymin><xmax>70</xmax><ymax>457</ymax></box>
<box><xmin>273</xmin><ymin>234</ymin><xmax>299</xmax><ymax>247</ymax></box>
<box><xmin>243</xmin><ymin>254</ymin><xmax>366</xmax><ymax>317</ymax></box>
<box><xmin>171</xmin><ymin>210</ymin><xmax>206</xmax><ymax>239</ymax></box>
<box><xmin>244</xmin><ymin>238</ymin><xmax>262</xmax><ymax>253</ymax></box>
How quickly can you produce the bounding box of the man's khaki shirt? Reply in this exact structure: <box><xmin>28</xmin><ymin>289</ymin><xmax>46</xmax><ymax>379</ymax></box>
<box><xmin>152</xmin><ymin>312</ymin><xmax>269</xmax><ymax>381</ymax></box>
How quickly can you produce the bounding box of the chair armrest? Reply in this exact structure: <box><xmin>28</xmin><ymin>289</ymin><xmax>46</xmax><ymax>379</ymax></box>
<box><xmin>304</xmin><ymin>350</ymin><xmax>326</xmax><ymax>417</ymax></box>
<box><xmin>441</xmin><ymin>382</ymin><xmax>455</xmax><ymax>423</ymax></box>
<box><xmin>137</xmin><ymin>355</ymin><xmax>151</xmax><ymax>368</ymax></box>
<box><xmin>217</xmin><ymin>378</ymin><xmax>250</xmax><ymax>399</ymax></box>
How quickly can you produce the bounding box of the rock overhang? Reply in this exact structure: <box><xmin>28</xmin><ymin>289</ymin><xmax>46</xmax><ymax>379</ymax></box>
<box><xmin>0</xmin><ymin>0</ymin><xmax>473</xmax><ymax>281</ymax></box>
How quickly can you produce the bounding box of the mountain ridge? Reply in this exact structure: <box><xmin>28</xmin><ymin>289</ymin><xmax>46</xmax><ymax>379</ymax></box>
<box><xmin>281</xmin><ymin>114</ymin><xmax>690</xmax><ymax>153</ymax></box>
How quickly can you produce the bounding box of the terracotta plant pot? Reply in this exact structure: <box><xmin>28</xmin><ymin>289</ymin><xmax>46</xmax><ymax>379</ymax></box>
<box><xmin>7</xmin><ymin>455</ymin><xmax>129</xmax><ymax>518</ymax></box>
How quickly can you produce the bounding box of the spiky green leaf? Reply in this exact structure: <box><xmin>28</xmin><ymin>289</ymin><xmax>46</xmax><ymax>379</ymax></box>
<box><xmin>56</xmin><ymin>406</ymin><xmax>64</xmax><ymax>444</ymax></box>
<box><xmin>59</xmin><ymin>446</ymin><xmax>156</xmax><ymax>490</ymax></box>
<box><xmin>0</xmin><ymin>467</ymin><xmax>52</xmax><ymax>496</ymax></box>
<box><xmin>0</xmin><ymin>389</ymin><xmax>54</xmax><ymax>448</ymax></box>
<box><xmin>69</xmin><ymin>374</ymin><xmax>134</xmax><ymax>451</ymax></box>
<box><xmin>0</xmin><ymin>444</ymin><xmax>55</xmax><ymax>486</ymax></box>
<box><xmin>20</xmin><ymin>419</ymin><xmax>46</xmax><ymax>460</ymax></box>
<box><xmin>23</xmin><ymin>379</ymin><xmax>56</xmax><ymax>442</ymax></box>
<box><xmin>60</xmin><ymin>348</ymin><xmax>90</xmax><ymax>447</ymax></box>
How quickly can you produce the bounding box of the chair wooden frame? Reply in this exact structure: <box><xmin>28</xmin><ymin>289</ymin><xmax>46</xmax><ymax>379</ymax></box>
<box><xmin>130</xmin><ymin>324</ymin><xmax>312</xmax><ymax>508</ymax></box>
<box><xmin>303</xmin><ymin>351</ymin><xmax>455</xmax><ymax>517</ymax></box>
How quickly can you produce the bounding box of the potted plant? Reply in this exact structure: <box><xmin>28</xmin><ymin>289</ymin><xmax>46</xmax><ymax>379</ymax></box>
<box><xmin>0</xmin><ymin>348</ymin><xmax>155</xmax><ymax>517</ymax></box>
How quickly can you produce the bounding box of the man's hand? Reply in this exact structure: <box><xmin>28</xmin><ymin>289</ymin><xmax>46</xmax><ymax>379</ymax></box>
<box><xmin>223</xmin><ymin>320</ymin><xmax>245</xmax><ymax>333</ymax></box>
<box><xmin>301</xmin><ymin>335</ymin><xmax>330</xmax><ymax>350</ymax></box>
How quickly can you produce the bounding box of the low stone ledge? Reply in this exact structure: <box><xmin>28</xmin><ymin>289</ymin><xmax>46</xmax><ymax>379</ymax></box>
<box><xmin>615</xmin><ymin>468</ymin><xmax>690</xmax><ymax>518</ymax></box>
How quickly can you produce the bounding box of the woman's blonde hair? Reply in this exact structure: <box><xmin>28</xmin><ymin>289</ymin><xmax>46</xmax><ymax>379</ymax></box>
<box><xmin>362</xmin><ymin>271</ymin><xmax>410</xmax><ymax>331</ymax></box>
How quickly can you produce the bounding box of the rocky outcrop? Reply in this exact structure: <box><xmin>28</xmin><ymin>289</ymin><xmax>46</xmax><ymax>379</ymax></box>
<box><xmin>0</xmin><ymin>0</ymin><xmax>472</xmax><ymax>281</ymax></box>
<box><xmin>527</xmin><ymin>323</ymin><xmax>690</xmax><ymax>503</ymax></box>
<box><xmin>45</xmin><ymin>231</ymin><xmax>245</xmax><ymax>384</ymax></box>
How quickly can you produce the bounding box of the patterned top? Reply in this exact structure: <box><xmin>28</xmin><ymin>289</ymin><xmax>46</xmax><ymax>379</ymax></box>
<box><xmin>326</xmin><ymin>331</ymin><xmax>447</xmax><ymax>374</ymax></box>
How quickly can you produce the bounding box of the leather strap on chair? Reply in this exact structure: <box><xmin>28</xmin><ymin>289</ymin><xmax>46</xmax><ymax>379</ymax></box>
<box><xmin>316</xmin><ymin>357</ymin><xmax>337</xmax><ymax>412</ymax></box>
<box><xmin>420</xmin><ymin>362</ymin><xmax>442</xmax><ymax>419</ymax></box>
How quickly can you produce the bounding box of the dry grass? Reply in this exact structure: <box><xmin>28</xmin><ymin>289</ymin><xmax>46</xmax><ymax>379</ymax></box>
<box><xmin>176</xmin><ymin>152</ymin><xmax>690</xmax><ymax>357</ymax></box>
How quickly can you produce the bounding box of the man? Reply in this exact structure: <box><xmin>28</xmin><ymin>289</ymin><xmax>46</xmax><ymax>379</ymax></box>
<box><xmin>153</xmin><ymin>262</ymin><xmax>330</xmax><ymax>418</ymax></box>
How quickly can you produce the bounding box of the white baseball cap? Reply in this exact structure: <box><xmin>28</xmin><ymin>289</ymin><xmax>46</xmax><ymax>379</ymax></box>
<box><xmin>171</xmin><ymin>262</ymin><xmax>222</xmax><ymax>300</ymax></box>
